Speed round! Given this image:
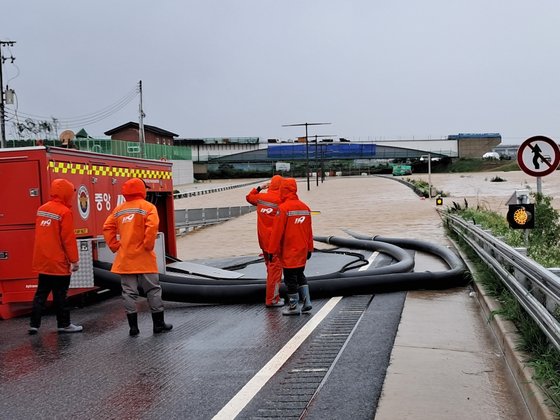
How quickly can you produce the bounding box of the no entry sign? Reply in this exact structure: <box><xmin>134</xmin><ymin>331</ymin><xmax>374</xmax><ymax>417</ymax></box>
<box><xmin>517</xmin><ymin>135</ymin><xmax>560</xmax><ymax>177</ymax></box>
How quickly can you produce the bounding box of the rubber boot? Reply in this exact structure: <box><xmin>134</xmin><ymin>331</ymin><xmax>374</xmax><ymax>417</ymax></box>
<box><xmin>152</xmin><ymin>311</ymin><xmax>173</xmax><ymax>333</ymax></box>
<box><xmin>282</xmin><ymin>293</ymin><xmax>301</xmax><ymax>316</ymax></box>
<box><xmin>298</xmin><ymin>285</ymin><xmax>312</xmax><ymax>313</ymax></box>
<box><xmin>127</xmin><ymin>313</ymin><xmax>140</xmax><ymax>336</ymax></box>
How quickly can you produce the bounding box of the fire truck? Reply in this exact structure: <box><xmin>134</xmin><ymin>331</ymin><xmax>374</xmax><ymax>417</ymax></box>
<box><xmin>0</xmin><ymin>146</ymin><xmax>177</xmax><ymax>319</ymax></box>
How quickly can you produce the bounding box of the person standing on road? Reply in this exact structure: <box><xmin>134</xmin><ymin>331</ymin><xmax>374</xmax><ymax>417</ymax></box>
<box><xmin>29</xmin><ymin>178</ymin><xmax>83</xmax><ymax>335</ymax></box>
<box><xmin>246</xmin><ymin>175</ymin><xmax>285</xmax><ymax>307</ymax></box>
<box><xmin>269</xmin><ymin>178</ymin><xmax>314</xmax><ymax>316</ymax></box>
<box><xmin>103</xmin><ymin>178</ymin><xmax>172</xmax><ymax>336</ymax></box>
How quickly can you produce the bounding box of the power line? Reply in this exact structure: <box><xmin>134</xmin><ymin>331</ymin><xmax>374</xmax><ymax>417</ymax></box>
<box><xmin>7</xmin><ymin>86</ymin><xmax>138</xmax><ymax>123</ymax></box>
<box><xmin>4</xmin><ymin>85</ymin><xmax>139</xmax><ymax>133</ymax></box>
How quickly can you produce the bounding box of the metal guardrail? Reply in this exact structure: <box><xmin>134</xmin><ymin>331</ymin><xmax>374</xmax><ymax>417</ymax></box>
<box><xmin>174</xmin><ymin>206</ymin><xmax>255</xmax><ymax>231</ymax></box>
<box><xmin>173</xmin><ymin>181</ymin><xmax>260</xmax><ymax>199</ymax></box>
<box><xmin>172</xmin><ymin>180</ymin><xmax>263</xmax><ymax>233</ymax></box>
<box><xmin>444</xmin><ymin>213</ymin><xmax>560</xmax><ymax>351</ymax></box>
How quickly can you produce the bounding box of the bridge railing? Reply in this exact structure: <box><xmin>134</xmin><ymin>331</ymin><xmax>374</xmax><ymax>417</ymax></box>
<box><xmin>444</xmin><ymin>213</ymin><xmax>560</xmax><ymax>351</ymax></box>
<box><xmin>174</xmin><ymin>206</ymin><xmax>255</xmax><ymax>233</ymax></box>
<box><xmin>173</xmin><ymin>180</ymin><xmax>259</xmax><ymax>199</ymax></box>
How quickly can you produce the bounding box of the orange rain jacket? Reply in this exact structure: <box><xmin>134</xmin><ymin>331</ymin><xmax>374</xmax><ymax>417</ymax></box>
<box><xmin>31</xmin><ymin>179</ymin><xmax>79</xmax><ymax>275</ymax></box>
<box><xmin>245</xmin><ymin>175</ymin><xmax>283</xmax><ymax>252</ymax></box>
<box><xmin>102</xmin><ymin>178</ymin><xmax>159</xmax><ymax>274</ymax></box>
<box><xmin>268</xmin><ymin>178</ymin><xmax>314</xmax><ymax>268</ymax></box>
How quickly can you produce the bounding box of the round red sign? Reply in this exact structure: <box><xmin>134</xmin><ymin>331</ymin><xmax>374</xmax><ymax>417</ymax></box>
<box><xmin>517</xmin><ymin>135</ymin><xmax>560</xmax><ymax>177</ymax></box>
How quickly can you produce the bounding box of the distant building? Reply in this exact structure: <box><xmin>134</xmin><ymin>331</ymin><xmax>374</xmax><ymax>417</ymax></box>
<box><xmin>493</xmin><ymin>144</ymin><xmax>519</xmax><ymax>159</ymax></box>
<box><xmin>174</xmin><ymin>137</ymin><xmax>261</xmax><ymax>162</ymax></box>
<box><xmin>104</xmin><ymin>122</ymin><xmax>178</xmax><ymax>146</ymax></box>
<box><xmin>174</xmin><ymin>137</ymin><xmax>261</xmax><ymax>179</ymax></box>
<box><xmin>448</xmin><ymin>133</ymin><xmax>502</xmax><ymax>158</ymax></box>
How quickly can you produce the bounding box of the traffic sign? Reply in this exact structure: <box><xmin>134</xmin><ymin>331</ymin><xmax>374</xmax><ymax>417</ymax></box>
<box><xmin>517</xmin><ymin>135</ymin><xmax>560</xmax><ymax>177</ymax></box>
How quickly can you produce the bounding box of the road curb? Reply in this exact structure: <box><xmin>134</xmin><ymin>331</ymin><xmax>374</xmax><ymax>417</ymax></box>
<box><xmin>454</xmin><ymin>242</ymin><xmax>557</xmax><ymax>420</ymax></box>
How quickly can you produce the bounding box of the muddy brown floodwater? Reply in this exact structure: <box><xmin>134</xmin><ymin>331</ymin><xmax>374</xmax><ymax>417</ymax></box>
<box><xmin>411</xmin><ymin>170</ymin><xmax>560</xmax><ymax>215</ymax></box>
<box><xmin>174</xmin><ymin>170</ymin><xmax>558</xmax><ymax>261</ymax></box>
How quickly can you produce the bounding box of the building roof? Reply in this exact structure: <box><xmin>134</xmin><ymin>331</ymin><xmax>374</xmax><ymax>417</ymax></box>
<box><xmin>104</xmin><ymin>122</ymin><xmax>178</xmax><ymax>137</ymax></box>
<box><xmin>175</xmin><ymin>137</ymin><xmax>259</xmax><ymax>145</ymax></box>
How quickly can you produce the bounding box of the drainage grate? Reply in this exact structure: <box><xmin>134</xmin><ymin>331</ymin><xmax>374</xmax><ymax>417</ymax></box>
<box><xmin>244</xmin><ymin>295</ymin><xmax>373</xmax><ymax>419</ymax></box>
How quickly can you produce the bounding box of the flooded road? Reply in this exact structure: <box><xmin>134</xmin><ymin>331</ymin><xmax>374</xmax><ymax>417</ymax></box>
<box><xmin>176</xmin><ymin>175</ymin><xmax>445</xmax><ymax>261</ymax></box>
<box><xmin>175</xmin><ymin>170</ymin><xmax>556</xmax><ymax>260</ymax></box>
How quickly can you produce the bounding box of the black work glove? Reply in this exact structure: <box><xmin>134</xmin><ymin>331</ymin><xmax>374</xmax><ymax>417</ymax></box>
<box><xmin>307</xmin><ymin>251</ymin><xmax>312</xmax><ymax>260</ymax></box>
<box><xmin>266</xmin><ymin>253</ymin><xmax>274</xmax><ymax>261</ymax></box>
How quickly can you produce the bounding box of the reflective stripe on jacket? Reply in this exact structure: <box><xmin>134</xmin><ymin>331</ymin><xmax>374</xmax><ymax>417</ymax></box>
<box><xmin>102</xmin><ymin>198</ymin><xmax>159</xmax><ymax>274</ymax></box>
<box><xmin>269</xmin><ymin>201</ymin><xmax>313</xmax><ymax>268</ymax></box>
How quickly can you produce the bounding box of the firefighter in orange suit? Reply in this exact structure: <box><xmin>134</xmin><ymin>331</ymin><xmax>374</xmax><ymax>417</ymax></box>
<box><xmin>29</xmin><ymin>178</ymin><xmax>82</xmax><ymax>334</ymax></box>
<box><xmin>103</xmin><ymin>178</ymin><xmax>172</xmax><ymax>336</ymax></box>
<box><xmin>268</xmin><ymin>178</ymin><xmax>314</xmax><ymax>316</ymax></box>
<box><xmin>246</xmin><ymin>175</ymin><xmax>284</xmax><ymax>307</ymax></box>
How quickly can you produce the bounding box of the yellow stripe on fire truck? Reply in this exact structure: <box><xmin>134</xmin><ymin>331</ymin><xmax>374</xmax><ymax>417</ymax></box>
<box><xmin>48</xmin><ymin>161</ymin><xmax>171</xmax><ymax>179</ymax></box>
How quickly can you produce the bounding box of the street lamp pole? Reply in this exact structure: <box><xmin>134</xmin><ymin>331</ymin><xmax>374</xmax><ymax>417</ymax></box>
<box><xmin>305</xmin><ymin>123</ymin><xmax>309</xmax><ymax>191</ymax></box>
<box><xmin>282</xmin><ymin>121</ymin><xmax>331</xmax><ymax>191</ymax></box>
<box><xmin>314</xmin><ymin>134</ymin><xmax>318</xmax><ymax>186</ymax></box>
<box><xmin>310</xmin><ymin>134</ymin><xmax>336</xmax><ymax>186</ymax></box>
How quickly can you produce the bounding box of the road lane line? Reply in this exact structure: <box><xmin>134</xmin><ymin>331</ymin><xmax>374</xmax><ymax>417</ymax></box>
<box><xmin>212</xmin><ymin>296</ymin><xmax>343</xmax><ymax>420</ymax></box>
<box><xmin>359</xmin><ymin>251</ymin><xmax>379</xmax><ymax>271</ymax></box>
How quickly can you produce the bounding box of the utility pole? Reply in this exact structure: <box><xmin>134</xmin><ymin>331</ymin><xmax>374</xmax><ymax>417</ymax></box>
<box><xmin>138</xmin><ymin>80</ymin><xmax>146</xmax><ymax>158</ymax></box>
<box><xmin>0</xmin><ymin>40</ymin><xmax>16</xmax><ymax>149</ymax></box>
<box><xmin>282</xmin><ymin>122</ymin><xmax>331</xmax><ymax>191</ymax></box>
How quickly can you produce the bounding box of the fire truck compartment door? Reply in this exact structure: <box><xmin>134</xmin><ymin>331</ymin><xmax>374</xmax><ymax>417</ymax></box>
<box><xmin>0</xmin><ymin>161</ymin><xmax>41</xmax><ymax>226</ymax></box>
<box><xmin>0</xmin><ymin>228</ymin><xmax>35</xmax><ymax>279</ymax></box>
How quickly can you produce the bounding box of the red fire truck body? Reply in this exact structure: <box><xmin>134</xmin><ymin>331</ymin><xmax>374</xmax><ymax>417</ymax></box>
<box><xmin>0</xmin><ymin>146</ymin><xmax>177</xmax><ymax>319</ymax></box>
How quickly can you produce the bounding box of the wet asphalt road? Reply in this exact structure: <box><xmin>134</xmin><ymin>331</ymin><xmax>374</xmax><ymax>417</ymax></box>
<box><xmin>0</xmin><ymin>290</ymin><xmax>404</xmax><ymax>419</ymax></box>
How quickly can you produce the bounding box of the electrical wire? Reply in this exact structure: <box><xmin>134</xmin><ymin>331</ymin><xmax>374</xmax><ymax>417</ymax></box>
<box><xmin>3</xmin><ymin>84</ymin><xmax>139</xmax><ymax>129</ymax></box>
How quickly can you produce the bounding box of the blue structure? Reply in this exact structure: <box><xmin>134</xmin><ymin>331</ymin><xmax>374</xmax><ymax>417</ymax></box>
<box><xmin>267</xmin><ymin>143</ymin><xmax>377</xmax><ymax>160</ymax></box>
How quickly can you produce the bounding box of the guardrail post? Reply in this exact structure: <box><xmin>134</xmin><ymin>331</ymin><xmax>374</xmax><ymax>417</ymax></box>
<box><xmin>546</xmin><ymin>268</ymin><xmax>560</xmax><ymax>314</ymax></box>
<box><xmin>514</xmin><ymin>247</ymin><xmax>528</xmax><ymax>256</ymax></box>
<box><xmin>512</xmin><ymin>247</ymin><xmax>530</xmax><ymax>290</ymax></box>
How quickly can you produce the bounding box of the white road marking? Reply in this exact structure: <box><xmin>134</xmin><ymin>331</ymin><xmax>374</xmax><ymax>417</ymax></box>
<box><xmin>212</xmin><ymin>296</ymin><xmax>343</xmax><ymax>420</ymax></box>
<box><xmin>359</xmin><ymin>251</ymin><xmax>379</xmax><ymax>271</ymax></box>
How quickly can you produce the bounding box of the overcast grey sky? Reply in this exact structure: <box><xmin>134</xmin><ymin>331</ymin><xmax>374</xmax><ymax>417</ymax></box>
<box><xmin>2</xmin><ymin>1</ymin><xmax>560</xmax><ymax>144</ymax></box>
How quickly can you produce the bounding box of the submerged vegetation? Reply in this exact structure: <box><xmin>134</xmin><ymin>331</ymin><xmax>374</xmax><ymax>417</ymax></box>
<box><xmin>404</xmin><ymin>177</ymin><xmax>447</xmax><ymax>198</ymax></box>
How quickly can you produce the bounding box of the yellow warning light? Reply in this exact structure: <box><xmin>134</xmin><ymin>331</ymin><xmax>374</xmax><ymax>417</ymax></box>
<box><xmin>507</xmin><ymin>204</ymin><xmax>535</xmax><ymax>229</ymax></box>
<box><xmin>435</xmin><ymin>197</ymin><xmax>443</xmax><ymax>206</ymax></box>
<box><xmin>513</xmin><ymin>208</ymin><xmax>529</xmax><ymax>225</ymax></box>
